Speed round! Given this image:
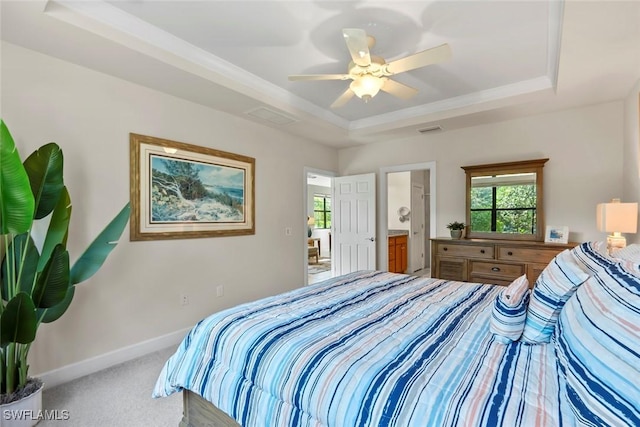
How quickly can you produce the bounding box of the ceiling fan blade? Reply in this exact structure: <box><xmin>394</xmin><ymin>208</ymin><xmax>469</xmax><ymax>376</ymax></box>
<box><xmin>330</xmin><ymin>88</ymin><xmax>355</xmax><ymax>109</ymax></box>
<box><xmin>342</xmin><ymin>28</ymin><xmax>371</xmax><ymax>67</ymax></box>
<box><xmin>381</xmin><ymin>78</ymin><xmax>418</xmax><ymax>100</ymax></box>
<box><xmin>385</xmin><ymin>43</ymin><xmax>452</xmax><ymax>74</ymax></box>
<box><xmin>288</xmin><ymin>74</ymin><xmax>351</xmax><ymax>81</ymax></box>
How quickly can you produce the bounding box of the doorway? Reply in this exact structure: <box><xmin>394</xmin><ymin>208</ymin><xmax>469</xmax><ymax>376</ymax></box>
<box><xmin>305</xmin><ymin>169</ymin><xmax>334</xmax><ymax>285</ymax></box>
<box><xmin>379</xmin><ymin>162</ymin><xmax>436</xmax><ymax>276</ymax></box>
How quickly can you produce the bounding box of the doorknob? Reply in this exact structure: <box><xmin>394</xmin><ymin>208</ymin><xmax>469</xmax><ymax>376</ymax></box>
<box><xmin>413</xmin><ymin>231</ymin><xmax>418</xmax><ymax>235</ymax></box>
<box><xmin>366</xmin><ymin>237</ymin><xmax>375</xmax><ymax>242</ymax></box>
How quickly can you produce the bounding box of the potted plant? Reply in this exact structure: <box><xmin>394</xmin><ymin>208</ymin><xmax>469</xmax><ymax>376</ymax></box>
<box><xmin>0</xmin><ymin>120</ymin><xmax>130</xmax><ymax>426</ymax></box>
<box><xmin>446</xmin><ymin>221</ymin><xmax>466</xmax><ymax>239</ymax></box>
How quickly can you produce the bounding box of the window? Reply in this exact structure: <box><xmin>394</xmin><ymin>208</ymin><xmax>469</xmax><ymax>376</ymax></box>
<box><xmin>470</xmin><ymin>173</ymin><xmax>537</xmax><ymax>234</ymax></box>
<box><xmin>313</xmin><ymin>195</ymin><xmax>331</xmax><ymax>229</ymax></box>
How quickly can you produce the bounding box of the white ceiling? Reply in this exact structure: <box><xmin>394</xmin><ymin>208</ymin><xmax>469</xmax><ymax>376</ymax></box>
<box><xmin>1</xmin><ymin>1</ymin><xmax>639</xmax><ymax>148</ymax></box>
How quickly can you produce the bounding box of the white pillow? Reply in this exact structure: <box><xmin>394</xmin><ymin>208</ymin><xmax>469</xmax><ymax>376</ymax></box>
<box><xmin>610</xmin><ymin>243</ymin><xmax>640</xmax><ymax>262</ymax></box>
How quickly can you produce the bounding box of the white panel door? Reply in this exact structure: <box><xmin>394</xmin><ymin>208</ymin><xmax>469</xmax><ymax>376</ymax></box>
<box><xmin>410</xmin><ymin>183</ymin><xmax>425</xmax><ymax>272</ymax></box>
<box><xmin>333</xmin><ymin>173</ymin><xmax>376</xmax><ymax>275</ymax></box>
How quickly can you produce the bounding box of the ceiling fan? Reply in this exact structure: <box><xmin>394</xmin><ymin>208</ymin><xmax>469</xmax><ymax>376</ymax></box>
<box><xmin>288</xmin><ymin>28</ymin><xmax>452</xmax><ymax>108</ymax></box>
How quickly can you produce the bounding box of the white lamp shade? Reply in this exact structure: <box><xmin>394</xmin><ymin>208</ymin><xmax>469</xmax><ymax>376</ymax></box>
<box><xmin>596</xmin><ymin>201</ymin><xmax>638</xmax><ymax>233</ymax></box>
<box><xmin>350</xmin><ymin>75</ymin><xmax>384</xmax><ymax>99</ymax></box>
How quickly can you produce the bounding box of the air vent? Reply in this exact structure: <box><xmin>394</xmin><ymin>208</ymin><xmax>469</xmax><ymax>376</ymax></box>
<box><xmin>245</xmin><ymin>107</ymin><xmax>298</xmax><ymax>126</ymax></box>
<box><xmin>417</xmin><ymin>125</ymin><xmax>442</xmax><ymax>134</ymax></box>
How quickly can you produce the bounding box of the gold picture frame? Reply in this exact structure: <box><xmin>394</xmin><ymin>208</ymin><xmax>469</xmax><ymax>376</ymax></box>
<box><xmin>130</xmin><ymin>133</ymin><xmax>255</xmax><ymax>240</ymax></box>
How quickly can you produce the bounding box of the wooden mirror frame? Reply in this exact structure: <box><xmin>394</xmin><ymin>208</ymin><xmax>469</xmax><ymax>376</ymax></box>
<box><xmin>462</xmin><ymin>158</ymin><xmax>548</xmax><ymax>241</ymax></box>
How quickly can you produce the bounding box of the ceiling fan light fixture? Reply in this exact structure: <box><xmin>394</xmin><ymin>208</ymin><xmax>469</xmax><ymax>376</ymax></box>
<box><xmin>350</xmin><ymin>75</ymin><xmax>384</xmax><ymax>100</ymax></box>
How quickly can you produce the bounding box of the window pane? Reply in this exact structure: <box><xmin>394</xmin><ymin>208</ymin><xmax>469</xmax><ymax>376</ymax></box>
<box><xmin>314</xmin><ymin>197</ymin><xmax>324</xmax><ymax>210</ymax></box>
<box><xmin>312</xmin><ymin>195</ymin><xmax>331</xmax><ymax>228</ymax></box>
<box><xmin>471</xmin><ymin>187</ymin><xmax>493</xmax><ymax>209</ymax></box>
<box><xmin>495</xmin><ymin>184</ymin><xmax>536</xmax><ymax>209</ymax></box>
<box><xmin>471</xmin><ymin>211</ymin><xmax>491</xmax><ymax>232</ymax></box>
<box><xmin>496</xmin><ymin>209</ymin><xmax>535</xmax><ymax>234</ymax></box>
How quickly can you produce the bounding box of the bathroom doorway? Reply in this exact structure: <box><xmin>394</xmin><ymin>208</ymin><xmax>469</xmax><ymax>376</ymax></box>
<box><xmin>380</xmin><ymin>162</ymin><xmax>436</xmax><ymax>276</ymax></box>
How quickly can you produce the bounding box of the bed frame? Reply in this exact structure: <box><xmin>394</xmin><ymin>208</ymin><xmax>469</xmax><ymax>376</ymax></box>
<box><xmin>180</xmin><ymin>390</ymin><xmax>241</xmax><ymax>427</ymax></box>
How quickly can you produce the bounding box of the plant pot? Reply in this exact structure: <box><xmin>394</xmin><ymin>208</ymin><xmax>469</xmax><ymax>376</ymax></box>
<box><xmin>0</xmin><ymin>382</ymin><xmax>44</xmax><ymax>427</ymax></box>
<box><xmin>450</xmin><ymin>230</ymin><xmax>463</xmax><ymax>239</ymax></box>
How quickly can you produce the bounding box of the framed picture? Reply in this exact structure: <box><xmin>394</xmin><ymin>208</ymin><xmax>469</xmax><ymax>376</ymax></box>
<box><xmin>544</xmin><ymin>225</ymin><xmax>569</xmax><ymax>244</ymax></box>
<box><xmin>130</xmin><ymin>133</ymin><xmax>255</xmax><ymax>240</ymax></box>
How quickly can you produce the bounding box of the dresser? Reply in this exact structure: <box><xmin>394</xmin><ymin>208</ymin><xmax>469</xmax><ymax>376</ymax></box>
<box><xmin>430</xmin><ymin>238</ymin><xmax>578</xmax><ymax>286</ymax></box>
<box><xmin>389</xmin><ymin>233</ymin><xmax>408</xmax><ymax>274</ymax></box>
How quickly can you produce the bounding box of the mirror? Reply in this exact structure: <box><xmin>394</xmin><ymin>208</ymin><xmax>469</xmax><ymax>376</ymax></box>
<box><xmin>462</xmin><ymin>158</ymin><xmax>548</xmax><ymax>241</ymax></box>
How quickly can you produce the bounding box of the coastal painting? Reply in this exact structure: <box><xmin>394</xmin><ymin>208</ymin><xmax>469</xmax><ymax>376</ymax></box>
<box><xmin>130</xmin><ymin>133</ymin><xmax>255</xmax><ymax>240</ymax></box>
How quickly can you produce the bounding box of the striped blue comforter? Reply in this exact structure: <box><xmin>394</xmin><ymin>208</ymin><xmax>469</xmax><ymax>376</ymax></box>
<box><xmin>153</xmin><ymin>271</ymin><xmax>571</xmax><ymax>426</ymax></box>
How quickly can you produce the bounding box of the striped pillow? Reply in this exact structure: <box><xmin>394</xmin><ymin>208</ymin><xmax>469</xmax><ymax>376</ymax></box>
<box><xmin>555</xmin><ymin>262</ymin><xmax>640</xmax><ymax>426</ymax></box>
<box><xmin>521</xmin><ymin>249</ymin><xmax>589</xmax><ymax>344</ymax></box>
<box><xmin>570</xmin><ymin>241</ymin><xmax>614</xmax><ymax>276</ymax></box>
<box><xmin>490</xmin><ymin>275</ymin><xmax>530</xmax><ymax>343</ymax></box>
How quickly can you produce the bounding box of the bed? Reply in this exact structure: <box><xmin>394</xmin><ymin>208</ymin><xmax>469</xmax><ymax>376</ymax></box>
<box><xmin>153</xmin><ymin>242</ymin><xmax>640</xmax><ymax>427</ymax></box>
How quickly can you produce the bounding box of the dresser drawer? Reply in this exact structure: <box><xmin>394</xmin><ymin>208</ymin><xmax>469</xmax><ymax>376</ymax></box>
<box><xmin>497</xmin><ymin>246</ymin><xmax>562</xmax><ymax>264</ymax></box>
<box><xmin>469</xmin><ymin>275</ymin><xmax>516</xmax><ymax>287</ymax></box>
<box><xmin>437</xmin><ymin>258</ymin><xmax>466</xmax><ymax>281</ymax></box>
<box><xmin>436</xmin><ymin>243</ymin><xmax>494</xmax><ymax>259</ymax></box>
<box><xmin>470</xmin><ymin>261</ymin><xmax>523</xmax><ymax>278</ymax></box>
<box><xmin>526</xmin><ymin>263</ymin><xmax>548</xmax><ymax>285</ymax></box>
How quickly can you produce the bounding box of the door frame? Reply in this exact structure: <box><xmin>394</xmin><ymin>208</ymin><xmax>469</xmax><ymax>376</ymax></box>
<box><xmin>303</xmin><ymin>167</ymin><xmax>336</xmax><ymax>285</ymax></box>
<box><xmin>410</xmin><ymin>182</ymin><xmax>425</xmax><ymax>272</ymax></box>
<box><xmin>379</xmin><ymin>161</ymin><xmax>437</xmax><ymax>271</ymax></box>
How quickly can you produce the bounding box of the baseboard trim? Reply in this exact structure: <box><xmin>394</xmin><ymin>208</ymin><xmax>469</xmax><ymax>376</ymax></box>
<box><xmin>37</xmin><ymin>327</ymin><xmax>191</xmax><ymax>389</ymax></box>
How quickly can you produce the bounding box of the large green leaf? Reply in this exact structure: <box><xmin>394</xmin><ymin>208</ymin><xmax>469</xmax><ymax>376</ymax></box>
<box><xmin>23</xmin><ymin>142</ymin><xmax>64</xmax><ymax>220</ymax></box>
<box><xmin>0</xmin><ymin>293</ymin><xmax>37</xmax><ymax>346</ymax></box>
<box><xmin>1</xmin><ymin>234</ymin><xmax>40</xmax><ymax>299</ymax></box>
<box><xmin>32</xmin><ymin>244</ymin><xmax>69</xmax><ymax>308</ymax></box>
<box><xmin>0</xmin><ymin>121</ymin><xmax>35</xmax><ymax>234</ymax></box>
<box><xmin>70</xmin><ymin>203</ymin><xmax>130</xmax><ymax>285</ymax></box>
<box><xmin>38</xmin><ymin>186</ymin><xmax>71</xmax><ymax>272</ymax></box>
<box><xmin>38</xmin><ymin>286</ymin><xmax>74</xmax><ymax>323</ymax></box>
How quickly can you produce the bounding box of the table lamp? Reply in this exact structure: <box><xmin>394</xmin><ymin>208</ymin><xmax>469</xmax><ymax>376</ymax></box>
<box><xmin>596</xmin><ymin>198</ymin><xmax>638</xmax><ymax>252</ymax></box>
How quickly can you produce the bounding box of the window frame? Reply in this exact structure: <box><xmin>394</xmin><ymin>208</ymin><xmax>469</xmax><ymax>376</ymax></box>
<box><xmin>313</xmin><ymin>194</ymin><xmax>331</xmax><ymax>229</ymax></box>
<box><xmin>470</xmin><ymin>184</ymin><xmax>537</xmax><ymax>234</ymax></box>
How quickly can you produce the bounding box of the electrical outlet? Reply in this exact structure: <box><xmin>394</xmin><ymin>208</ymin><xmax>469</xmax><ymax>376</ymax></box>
<box><xmin>216</xmin><ymin>285</ymin><xmax>224</xmax><ymax>297</ymax></box>
<box><xmin>180</xmin><ymin>293</ymin><xmax>189</xmax><ymax>306</ymax></box>
<box><xmin>285</xmin><ymin>227</ymin><xmax>292</xmax><ymax>236</ymax></box>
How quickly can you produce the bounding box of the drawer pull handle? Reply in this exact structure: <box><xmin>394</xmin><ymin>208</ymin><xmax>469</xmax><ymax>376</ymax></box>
<box><xmin>443</xmin><ymin>247</ymin><xmax>448</xmax><ymax>251</ymax></box>
<box><xmin>491</xmin><ymin>267</ymin><xmax>501</xmax><ymax>272</ymax></box>
<box><xmin>507</xmin><ymin>251</ymin><xmax>513</xmax><ymax>256</ymax></box>
<box><xmin>480</xmin><ymin>249</ymin><xmax>485</xmax><ymax>254</ymax></box>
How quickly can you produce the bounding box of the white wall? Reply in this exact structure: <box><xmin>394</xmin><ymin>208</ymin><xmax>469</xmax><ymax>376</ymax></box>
<box><xmin>387</xmin><ymin>172</ymin><xmax>411</xmax><ymax>230</ymax></box>
<box><xmin>1</xmin><ymin>42</ymin><xmax>338</xmax><ymax>376</ymax></box>
<box><xmin>623</xmin><ymin>79</ymin><xmax>640</xmax><ymax>244</ymax></box>
<box><xmin>339</xmin><ymin>101</ymin><xmax>626</xmax><ymax>244</ymax></box>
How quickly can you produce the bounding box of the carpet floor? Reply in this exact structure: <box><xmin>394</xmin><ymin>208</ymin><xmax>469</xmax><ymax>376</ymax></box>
<box><xmin>39</xmin><ymin>346</ymin><xmax>182</xmax><ymax>426</ymax></box>
<box><xmin>308</xmin><ymin>258</ymin><xmax>331</xmax><ymax>274</ymax></box>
